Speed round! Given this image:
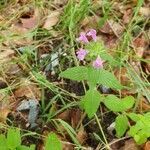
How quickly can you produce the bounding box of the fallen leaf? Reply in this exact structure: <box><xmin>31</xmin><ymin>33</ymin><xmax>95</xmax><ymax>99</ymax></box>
<box><xmin>0</xmin><ymin>77</ymin><xmax>7</xmax><ymax>89</ymax></box>
<box><xmin>139</xmin><ymin>96</ymin><xmax>150</xmax><ymax>112</ymax></box>
<box><xmin>120</xmin><ymin>139</ymin><xmax>140</xmax><ymax>150</ymax></box>
<box><xmin>100</xmin><ymin>20</ymin><xmax>124</xmax><ymax>37</ymax></box>
<box><xmin>76</xmin><ymin>127</ymin><xmax>87</xmax><ymax>145</ymax></box>
<box><xmin>70</xmin><ymin>108</ymin><xmax>82</xmax><ymax>128</ymax></box>
<box><xmin>144</xmin><ymin>141</ymin><xmax>150</xmax><ymax>150</ymax></box>
<box><xmin>21</xmin><ymin>16</ymin><xmax>37</xmax><ymax>29</ymax></box>
<box><xmin>139</xmin><ymin>7</ymin><xmax>150</xmax><ymax>17</ymax></box>
<box><xmin>0</xmin><ymin>108</ymin><xmax>10</xmax><ymax>122</ymax></box>
<box><xmin>43</xmin><ymin>10</ymin><xmax>61</xmax><ymax>30</ymax></box>
<box><xmin>14</xmin><ymin>79</ymin><xmax>41</xmax><ymax>100</ymax></box>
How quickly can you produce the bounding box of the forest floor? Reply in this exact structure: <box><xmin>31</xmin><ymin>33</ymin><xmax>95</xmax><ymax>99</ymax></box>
<box><xmin>0</xmin><ymin>0</ymin><xmax>150</xmax><ymax>150</ymax></box>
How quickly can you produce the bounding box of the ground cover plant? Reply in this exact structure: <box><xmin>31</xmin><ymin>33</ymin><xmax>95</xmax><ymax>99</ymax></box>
<box><xmin>0</xmin><ymin>0</ymin><xmax>149</xmax><ymax>150</ymax></box>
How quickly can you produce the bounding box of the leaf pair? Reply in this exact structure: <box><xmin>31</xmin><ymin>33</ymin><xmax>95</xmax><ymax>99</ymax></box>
<box><xmin>60</xmin><ymin>66</ymin><xmax>123</xmax><ymax>90</ymax></box>
<box><xmin>104</xmin><ymin>95</ymin><xmax>135</xmax><ymax>112</ymax></box>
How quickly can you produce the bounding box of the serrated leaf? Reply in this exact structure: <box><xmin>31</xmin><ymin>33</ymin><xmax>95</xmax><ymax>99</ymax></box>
<box><xmin>45</xmin><ymin>133</ymin><xmax>62</xmax><ymax>150</ymax></box>
<box><xmin>7</xmin><ymin>128</ymin><xmax>21</xmax><ymax>149</ymax></box>
<box><xmin>128</xmin><ymin>113</ymin><xmax>141</xmax><ymax>122</ymax></box>
<box><xmin>0</xmin><ymin>134</ymin><xmax>7</xmax><ymax>150</ymax></box>
<box><xmin>97</xmin><ymin>69</ymin><xmax>123</xmax><ymax>90</ymax></box>
<box><xmin>80</xmin><ymin>89</ymin><xmax>102</xmax><ymax>118</ymax></box>
<box><xmin>60</xmin><ymin>66</ymin><xmax>88</xmax><ymax>81</ymax></box>
<box><xmin>104</xmin><ymin>95</ymin><xmax>135</xmax><ymax>112</ymax></box>
<box><xmin>104</xmin><ymin>95</ymin><xmax>124</xmax><ymax>112</ymax></box>
<box><xmin>87</xmin><ymin>68</ymin><xmax>122</xmax><ymax>90</ymax></box>
<box><xmin>122</xmin><ymin>96</ymin><xmax>135</xmax><ymax>110</ymax></box>
<box><xmin>115</xmin><ymin>114</ymin><xmax>128</xmax><ymax>137</ymax></box>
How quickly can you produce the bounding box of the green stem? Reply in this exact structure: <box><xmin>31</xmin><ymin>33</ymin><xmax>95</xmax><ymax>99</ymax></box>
<box><xmin>94</xmin><ymin>114</ymin><xmax>110</xmax><ymax>150</ymax></box>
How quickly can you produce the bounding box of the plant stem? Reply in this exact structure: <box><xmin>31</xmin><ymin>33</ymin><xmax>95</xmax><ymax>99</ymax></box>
<box><xmin>94</xmin><ymin>114</ymin><xmax>110</xmax><ymax>150</ymax></box>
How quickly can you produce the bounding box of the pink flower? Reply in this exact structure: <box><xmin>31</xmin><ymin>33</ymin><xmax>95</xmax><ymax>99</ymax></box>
<box><xmin>76</xmin><ymin>32</ymin><xmax>89</xmax><ymax>43</ymax></box>
<box><xmin>93</xmin><ymin>56</ymin><xmax>103</xmax><ymax>69</ymax></box>
<box><xmin>76</xmin><ymin>49</ymin><xmax>88</xmax><ymax>61</ymax></box>
<box><xmin>87</xmin><ymin>29</ymin><xmax>97</xmax><ymax>41</ymax></box>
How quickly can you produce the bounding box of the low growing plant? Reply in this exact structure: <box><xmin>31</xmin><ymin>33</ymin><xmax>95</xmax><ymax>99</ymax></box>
<box><xmin>59</xmin><ymin>29</ymin><xmax>150</xmax><ymax>145</ymax></box>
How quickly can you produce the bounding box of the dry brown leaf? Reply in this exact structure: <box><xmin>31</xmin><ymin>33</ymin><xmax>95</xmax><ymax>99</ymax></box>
<box><xmin>19</xmin><ymin>8</ymin><xmax>40</xmax><ymax>29</ymax></box>
<box><xmin>81</xmin><ymin>16</ymin><xmax>99</xmax><ymax>31</ymax></box>
<box><xmin>0</xmin><ymin>48</ymin><xmax>15</xmax><ymax>64</ymax></box>
<box><xmin>57</xmin><ymin>110</ymin><xmax>71</xmax><ymax>122</ymax></box>
<box><xmin>120</xmin><ymin>139</ymin><xmax>140</xmax><ymax>150</ymax></box>
<box><xmin>139</xmin><ymin>97</ymin><xmax>150</xmax><ymax>112</ymax></box>
<box><xmin>43</xmin><ymin>10</ymin><xmax>61</xmax><ymax>30</ymax></box>
<box><xmin>76</xmin><ymin>127</ymin><xmax>87</xmax><ymax>145</ymax></box>
<box><xmin>100</xmin><ymin>20</ymin><xmax>124</xmax><ymax>37</ymax></box>
<box><xmin>21</xmin><ymin>16</ymin><xmax>38</xmax><ymax>29</ymax></box>
<box><xmin>139</xmin><ymin>7</ymin><xmax>150</xmax><ymax>17</ymax></box>
<box><xmin>114</xmin><ymin>67</ymin><xmax>136</xmax><ymax>95</ymax></box>
<box><xmin>14</xmin><ymin>79</ymin><xmax>41</xmax><ymax>100</ymax></box>
<box><xmin>0</xmin><ymin>77</ymin><xmax>7</xmax><ymax>89</ymax></box>
<box><xmin>144</xmin><ymin>141</ymin><xmax>150</xmax><ymax>150</ymax></box>
<box><xmin>70</xmin><ymin>109</ymin><xmax>82</xmax><ymax>128</ymax></box>
<box><xmin>0</xmin><ymin>108</ymin><xmax>10</xmax><ymax>122</ymax></box>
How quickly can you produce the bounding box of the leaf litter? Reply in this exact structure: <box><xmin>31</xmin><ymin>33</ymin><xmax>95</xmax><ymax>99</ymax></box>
<box><xmin>0</xmin><ymin>0</ymin><xmax>150</xmax><ymax>149</ymax></box>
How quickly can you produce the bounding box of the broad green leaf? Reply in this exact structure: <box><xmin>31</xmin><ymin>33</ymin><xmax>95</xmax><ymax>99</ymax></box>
<box><xmin>87</xmin><ymin>68</ymin><xmax>122</xmax><ymax>90</ymax></box>
<box><xmin>104</xmin><ymin>95</ymin><xmax>124</xmax><ymax>112</ymax></box>
<box><xmin>115</xmin><ymin>115</ymin><xmax>128</xmax><ymax>137</ymax></box>
<box><xmin>7</xmin><ymin>128</ymin><xmax>21</xmax><ymax>149</ymax></box>
<box><xmin>45</xmin><ymin>133</ymin><xmax>62</xmax><ymax>150</ymax></box>
<box><xmin>0</xmin><ymin>134</ymin><xmax>7</xmax><ymax>150</ymax></box>
<box><xmin>80</xmin><ymin>89</ymin><xmax>102</xmax><ymax>118</ymax></box>
<box><xmin>122</xmin><ymin>96</ymin><xmax>135</xmax><ymax>110</ymax></box>
<box><xmin>128</xmin><ymin>113</ymin><xmax>142</xmax><ymax>122</ymax></box>
<box><xmin>96</xmin><ymin>69</ymin><xmax>123</xmax><ymax>90</ymax></box>
<box><xmin>59</xmin><ymin>66</ymin><xmax>88</xmax><ymax>81</ymax></box>
<box><xmin>104</xmin><ymin>95</ymin><xmax>135</xmax><ymax>112</ymax></box>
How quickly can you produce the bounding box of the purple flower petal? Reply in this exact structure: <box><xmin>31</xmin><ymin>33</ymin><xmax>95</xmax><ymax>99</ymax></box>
<box><xmin>87</xmin><ymin>29</ymin><xmax>97</xmax><ymax>42</ymax></box>
<box><xmin>93</xmin><ymin>56</ymin><xmax>103</xmax><ymax>69</ymax></box>
<box><xmin>76</xmin><ymin>49</ymin><xmax>88</xmax><ymax>61</ymax></box>
<box><xmin>76</xmin><ymin>32</ymin><xmax>89</xmax><ymax>43</ymax></box>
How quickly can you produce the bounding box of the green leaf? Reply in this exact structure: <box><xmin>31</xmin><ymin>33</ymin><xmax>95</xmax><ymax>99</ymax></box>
<box><xmin>0</xmin><ymin>134</ymin><xmax>7</xmax><ymax>150</ymax></box>
<box><xmin>96</xmin><ymin>69</ymin><xmax>123</xmax><ymax>90</ymax></box>
<box><xmin>80</xmin><ymin>89</ymin><xmax>102</xmax><ymax>118</ymax></box>
<box><xmin>104</xmin><ymin>95</ymin><xmax>135</xmax><ymax>112</ymax></box>
<box><xmin>115</xmin><ymin>115</ymin><xmax>128</xmax><ymax>137</ymax></box>
<box><xmin>122</xmin><ymin>96</ymin><xmax>135</xmax><ymax>110</ymax></box>
<box><xmin>45</xmin><ymin>133</ymin><xmax>62</xmax><ymax>150</ymax></box>
<box><xmin>128</xmin><ymin>113</ymin><xmax>142</xmax><ymax>122</ymax></box>
<box><xmin>60</xmin><ymin>66</ymin><xmax>88</xmax><ymax>81</ymax></box>
<box><xmin>87</xmin><ymin>68</ymin><xmax>122</xmax><ymax>90</ymax></box>
<box><xmin>104</xmin><ymin>95</ymin><xmax>124</xmax><ymax>112</ymax></box>
<box><xmin>7</xmin><ymin>128</ymin><xmax>21</xmax><ymax>149</ymax></box>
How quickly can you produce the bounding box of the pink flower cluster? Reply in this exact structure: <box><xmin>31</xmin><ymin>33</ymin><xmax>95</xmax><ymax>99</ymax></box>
<box><xmin>76</xmin><ymin>29</ymin><xmax>103</xmax><ymax>69</ymax></box>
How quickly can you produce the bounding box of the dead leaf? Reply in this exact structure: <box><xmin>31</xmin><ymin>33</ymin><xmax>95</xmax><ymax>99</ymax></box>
<box><xmin>57</xmin><ymin>110</ymin><xmax>71</xmax><ymax>122</ymax></box>
<box><xmin>120</xmin><ymin>139</ymin><xmax>140</xmax><ymax>150</ymax></box>
<box><xmin>19</xmin><ymin>8</ymin><xmax>40</xmax><ymax>29</ymax></box>
<box><xmin>43</xmin><ymin>10</ymin><xmax>61</xmax><ymax>30</ymax></box>
<box><xmin>14</xmin><ymin>79</ymin><xmax>41</xmax><ymax>100</ymax></box>
<box><xmin>21</xmin><ymin>16</ymin><xmax>37</xmax><ymax>29</ymax></box>
<box><xmin>139</xmin><ymin>7</ymin><xmax>150</xmax><ymax>17</ymax></box>
<box><xmin>0</xmin><ymin>77</ymin><xmax>7</xmax><ymax>89</ymax></box>
<box><xmin>0</xmin><ymin>108</ymin><xmax>10</xmax><ymax>122</ymax></box>
<box><xmin>114</xmin><ymin>67</ymin><xmax>136</xmax><ymax>95</ymax></box>
<box><xmin>0</xmin><ymin>47</ymin><xmax>15</xmax><ymax>64</ymax></box>
<box><xmin>70</xmin><ymin>108</ymin><xmax>82</xmax><ymax>128</ymax></box>
<box><xmin>139</xmin><ymin>97</ymin><xmax>150</xmax><ymax>112</ymax></box>
<box><xmin>76</xmin><ymin>127</ymin><xmax>87</xmax><ymax>145</ymax></box>
<box><xmin>100</xmin><ymin>20</ymin><xmax>124</xmax><ymax>37</ymax></box>
<box><xmin>144</xmin><ymin>141</ymin><xmax>150</xmax><ymax>150</ymax></box>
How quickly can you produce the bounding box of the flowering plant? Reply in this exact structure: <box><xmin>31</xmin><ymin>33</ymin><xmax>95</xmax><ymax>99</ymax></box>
<box><xmin>59</xmin><ymin>29</ymin><xmax>144</xmax><ymax>141</ymax></box>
